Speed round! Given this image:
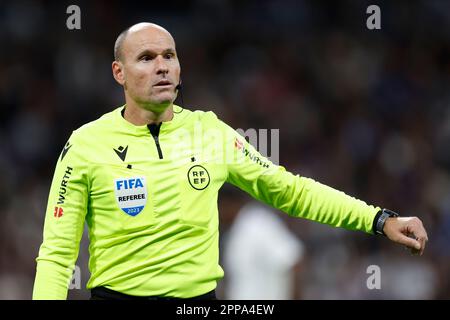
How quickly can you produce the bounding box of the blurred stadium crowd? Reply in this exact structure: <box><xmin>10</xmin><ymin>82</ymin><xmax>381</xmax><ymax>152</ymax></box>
<box><xmin>0</xmin><ymin>0</ymin><xmax>449</xmax><ymax>299</ymax></box>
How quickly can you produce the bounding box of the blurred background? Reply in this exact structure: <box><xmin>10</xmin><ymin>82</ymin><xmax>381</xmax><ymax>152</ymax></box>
<box><xmin>0</xmin><ymin>0</ymin><xmax>449</xmax><ymax>299</ymax></box>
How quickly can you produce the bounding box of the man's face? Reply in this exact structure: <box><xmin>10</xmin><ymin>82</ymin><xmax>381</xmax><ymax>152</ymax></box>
<box><xmin>115</xmin><ymin>26</ymin><xmax>181</xmax><ymax>110</ymax></box>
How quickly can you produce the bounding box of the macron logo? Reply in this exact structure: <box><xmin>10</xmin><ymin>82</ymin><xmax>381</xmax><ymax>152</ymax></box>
<box><xmin>114</xmin><ymin>145</ymin><xmax>128</xmax><ymax>162</ymax></box>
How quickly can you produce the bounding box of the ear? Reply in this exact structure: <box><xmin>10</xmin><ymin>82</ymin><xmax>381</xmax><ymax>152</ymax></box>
<box><xmin>112</xmin><ymin>60</ymin><xmax>125</xmax><ymax>86</ymax></box>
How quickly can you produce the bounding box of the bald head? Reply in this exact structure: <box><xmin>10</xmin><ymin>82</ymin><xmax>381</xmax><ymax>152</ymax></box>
<box><xmin>114</xmin><ymin>22</ymin><xmax>175</xmax><ymax>62</ymax></box>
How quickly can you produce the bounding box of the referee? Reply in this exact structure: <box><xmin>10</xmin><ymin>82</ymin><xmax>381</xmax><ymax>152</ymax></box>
<box><xmin>32</xmin><ymin>22</ymin><xmax>428</xmax><ymax>300</ymax></box>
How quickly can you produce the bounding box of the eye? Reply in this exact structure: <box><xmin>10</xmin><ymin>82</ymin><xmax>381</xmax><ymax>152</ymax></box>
<box><xmin>140</xmin><ymin>55</ymin><xmax>153</xmax><ymax>61</ymax></box>
<box><xmin>164</xmin><ymin>53</ymin><xmax>174</xmax><ymax>59</ymax></box>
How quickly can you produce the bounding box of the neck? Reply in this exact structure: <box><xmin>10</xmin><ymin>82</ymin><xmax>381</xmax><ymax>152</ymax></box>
<box><xmin>123</xmin><ymin>100</ymin><xmax>174</xmax><ymax>126</ymax></box>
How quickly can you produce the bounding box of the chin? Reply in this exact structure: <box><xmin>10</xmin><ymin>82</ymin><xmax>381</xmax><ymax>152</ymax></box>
<box><xmin>154</xmin><ymin>99</ymin><xmax>173</xmax><ymax>107</ymax></box>
<box><xmin>144</xmin><ymin>97</ymin><xmax>174</xmax><ymax>111</ymax></box>
<box><xmin>152</xmin><ymin>95</ymin><xmax>175</xmax><ymax>106</ymax></box>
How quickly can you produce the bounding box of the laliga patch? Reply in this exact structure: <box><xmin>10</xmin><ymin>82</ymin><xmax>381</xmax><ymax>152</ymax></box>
<box><xmin>114</xmin><ymin>177</ymin><xmax>147</xmax><ymax>216</ymax></box>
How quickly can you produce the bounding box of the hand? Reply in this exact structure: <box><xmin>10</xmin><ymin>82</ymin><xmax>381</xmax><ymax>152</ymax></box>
<box><xmin>383</xmin><ymin>217</ymin><xmax>428</xmax><ymax>256</ymax></box>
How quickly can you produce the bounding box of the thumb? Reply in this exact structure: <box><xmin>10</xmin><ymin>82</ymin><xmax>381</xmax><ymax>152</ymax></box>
<box><xmin>396</xmin><ymin>233</ymin><xmax>421</xmax><ymax>250</ymax></box>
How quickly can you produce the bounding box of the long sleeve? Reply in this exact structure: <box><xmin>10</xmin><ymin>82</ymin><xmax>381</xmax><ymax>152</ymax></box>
<box><xmin>221</xmin><ymin>120</ymin><xmax>380</xmax><ymax>234</ymax></box>
<box><xmin>33</xmin><ymin>132</ymin><xmax>89</xmax><ymax>299</ymax></box>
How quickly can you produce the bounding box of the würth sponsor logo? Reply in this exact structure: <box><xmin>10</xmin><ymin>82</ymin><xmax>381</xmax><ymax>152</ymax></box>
<box><xmin>58</xmin><ymin>166</ymin><xmax>73</xmax><ymax>205</ymax></box>
<box><xmin>234</xmin><ymin>138</ymin><xmax>270</xmax><ymax>168</ymax></box>
<box><xmin>60</xmin><ymin>142</ymin><xmax>72</xmax><ymax>161</ymax></box>
<box><xmin>234</xmin><ymin>138</ymin><xmax>243</xmax><ymax>150</ymax></box>
<box><xmin>54</xmin><ymin>206</ymin><xmax>64</xmax><ymax>218</ymax></box>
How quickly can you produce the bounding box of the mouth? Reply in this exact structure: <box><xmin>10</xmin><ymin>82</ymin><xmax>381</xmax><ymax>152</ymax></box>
<box><xmin>153</xmin><ymin>80</ymin><xmax>173</xmax><ymax>88</ymax></box>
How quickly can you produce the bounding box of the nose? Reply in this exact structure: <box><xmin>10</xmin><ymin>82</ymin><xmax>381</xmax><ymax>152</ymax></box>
<box><xmin>155</xmin><ymin>55</ymin><xmax>169</xmax><ymax>75</ymax></box>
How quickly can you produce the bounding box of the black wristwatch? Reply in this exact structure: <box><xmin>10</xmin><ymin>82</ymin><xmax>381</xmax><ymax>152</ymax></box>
<box><xmin>373</xmin><ymin>208</ymin><xmax>400</xmax><ymax>236</ymax></box>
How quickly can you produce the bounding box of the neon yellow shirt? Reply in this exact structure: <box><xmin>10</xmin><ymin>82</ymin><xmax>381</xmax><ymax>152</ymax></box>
<box><xmin>33</xmin><ymin>105</ymin><xmax>380</xmax><ymax>299</ymax></box>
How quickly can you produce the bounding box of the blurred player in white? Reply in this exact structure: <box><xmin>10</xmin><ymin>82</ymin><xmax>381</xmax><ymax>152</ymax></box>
<box><xmin>224</xmin><ymin>202</ymin><xmax>304</xmax><ymax>299</ymax></box>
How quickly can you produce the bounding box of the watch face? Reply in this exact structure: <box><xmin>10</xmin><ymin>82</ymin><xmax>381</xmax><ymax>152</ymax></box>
<box><xmin>374</xmin><ymin>209</ymin><xmax>399</xmax><ymax>236</ymax></box>
<box><xmin>376</xmin><ymin>212</ymin><xmax>390</xmax><ymax>235</ymax></box>
<box><xmin>383</xmin><ymin>209</ymin><xmax>400</xmax><ymax>217</ymax></box>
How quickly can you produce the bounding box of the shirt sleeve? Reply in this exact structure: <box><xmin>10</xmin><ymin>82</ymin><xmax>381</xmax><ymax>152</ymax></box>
<box><xmin>33</xmin><ymin>131</ymin><xmax>89</xmax><ymax>300</ymax></box>
<box><xmin>219</xmin><ymin>119</ymin><xmax>380</xmax><ymax>234</ymax></box>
